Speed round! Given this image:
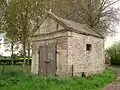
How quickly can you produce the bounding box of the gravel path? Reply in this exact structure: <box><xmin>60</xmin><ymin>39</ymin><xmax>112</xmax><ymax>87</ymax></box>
<box><xmin>103</xmin><ymin>66</ymin><xmax>120</xmax><ymax>90</ymax></box>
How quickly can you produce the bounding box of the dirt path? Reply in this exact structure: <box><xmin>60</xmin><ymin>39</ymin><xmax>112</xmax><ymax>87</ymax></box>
<box><xmin>103</xmin><ymin>66</ymin><xmax>120</xmax><ymax>90</ymax></box>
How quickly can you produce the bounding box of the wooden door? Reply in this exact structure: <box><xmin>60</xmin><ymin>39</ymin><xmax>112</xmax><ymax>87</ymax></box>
<box><xmin>39</xmin><ymin>45</ymin><xmax>56</xmax><ymax>76</ymax></box>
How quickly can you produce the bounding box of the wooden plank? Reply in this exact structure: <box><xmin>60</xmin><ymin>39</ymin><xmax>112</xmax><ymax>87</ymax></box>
<box><xmin>39</xmin><ymin>46</ymin><xmax>47</xmax><ymax>75</ymax></box>
<box><xmin>39</xmin><ymin>45</ymin><xmax>57</xmax><ymax>76</ymax></box>
<box><xmin>47</xmin><ymin>45</ymin><xmax>56</xmax><ymax>76</ymax></box>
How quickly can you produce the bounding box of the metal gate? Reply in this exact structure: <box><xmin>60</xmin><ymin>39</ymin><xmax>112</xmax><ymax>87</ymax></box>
<box><xmin>39</xmin><ymin>45</ymin><xmax>56</xmax><ymax>76</ymax></box>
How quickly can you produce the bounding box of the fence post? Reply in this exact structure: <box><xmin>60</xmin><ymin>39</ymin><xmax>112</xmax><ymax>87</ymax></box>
<box><xmin>71</xmin><ymin>65</ymin><xmax>74</xmax><ymax>77</ymax></box>
<box><xmin>22</xmin><ymin>63</ymin><xmax>25</xmax><ymax>73</ymax></box>
<box><xmin>1</xmin><ymin>63</ymin><xmax>5</xmax><ymax>74</ymax></box>
<box><xmin>12</xmin><ymin>59</ymin><xmax>14</xmax><ymax>65</ymax></box>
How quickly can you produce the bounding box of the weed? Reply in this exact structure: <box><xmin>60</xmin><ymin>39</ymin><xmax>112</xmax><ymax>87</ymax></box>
<box><xmin>0</xmin><ymin>66</ymin><xmax>116</xmax><ymax>90</ymax></box>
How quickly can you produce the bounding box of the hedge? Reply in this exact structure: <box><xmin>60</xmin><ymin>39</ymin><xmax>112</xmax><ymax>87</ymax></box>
<box><xmin>0</xmin><ymin>58</ymin><xmax>31</xmax><ymax>65</ymax></box>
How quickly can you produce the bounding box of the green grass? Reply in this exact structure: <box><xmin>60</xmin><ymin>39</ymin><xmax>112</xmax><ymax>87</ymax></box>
<box><xmin>0</xmin><ymin>65</ymin><xmax>116</xmax><ymax>90</ymax></box>
<box><xmin>0</xmin><ymin>65</ymin><xmax>31</xmax><ymax>74</ymax></box>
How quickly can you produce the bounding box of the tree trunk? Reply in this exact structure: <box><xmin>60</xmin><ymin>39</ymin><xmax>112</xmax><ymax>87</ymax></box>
<box><xmin>27</xmin><ymin>41</ymin><xmax>30</xmax><ymax>65</ymax></box>
<box><xmin>11</xmin><ymin>42</ymin><xmax>14</xmax><ymax>65</ymax></box>
<box><xmin>23</xmin><ymin>39</ymin><xmax>26</xmax><ymax>73</ymax></box>
<box><xmin>11</xmin><ymin>42</ymin><xmax>14</xmax><ymax>57</ymax></box>
<box><xmin>1</xmin><ymin>63</ymin><xmax>5</xmax><ymax>74</ymax></box>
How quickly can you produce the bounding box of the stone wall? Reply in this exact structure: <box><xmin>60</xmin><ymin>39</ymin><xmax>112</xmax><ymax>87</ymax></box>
<box><xmin>31</xmin><ymin>31</ymin><xmax>105</xmax><ymax>76</ymax></box>
<box><xmin>31</xmin><ymin>35</ymin><xmax>69</xmax><ymax>75</ymax></box>
<box><xmin>31</xmin><ymin>11</ymin><xmax>105</xmax><ymax>76</ymax></box>
<box><xmin>31</xmin><ymin>15</ymin><xmax>105</xmax><ymax>76</ymax></box>
<box><xmin>34</xmin><ymin>17</ymin><xmax>64</xmax><ymax>36</ymax></box>
<box><xmin>31</xmin><ymin>40</ymin><xmax>39</xmax><ymax>74</ymax></box>
<box><xmin>68</xmin><ymin>32</ymin><xmax>105</xmax><ymax>76</ymax></box>
<box><xmin>56</xmin><ymin>37</ymin><xmax>69</xmax><ymax>76</ymax></box>
<box><xmin>31</xmin><ymin>15</ymin><xmax>70</xmax><ymax>75</ymax></box>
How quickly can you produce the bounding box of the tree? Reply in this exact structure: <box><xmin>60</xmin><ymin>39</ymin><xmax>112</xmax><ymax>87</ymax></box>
<box><xmin>75</xmin><ymin>0</ymin><xmax>120</xmax><ymax>36</ymax></box>
<box><xmin>3</xmin><ymin>0</ymin><xmax>47</xmax><ymax>70</ymax></box>
<box><xmin>3</xmin><ymin>38</ymin><xmax>20</xmax><ymax>58</ymax></box>
<box><xmin>12</xmin><ymin>0</ymin><xmax>45</xmax><ymax>64</ymax></box>
<box><xmin>0</xmin><ymin>0</ymin><xmax>6</xmax><ymax>51</ymax></box>
<box><xmin>107</xmin><ymin>42</ymin><xmax>120</xmax><ymax>65</ymax></box>
<box><xmin>46</xmin><ymin>0</ymin><xmax>120</xmax><ymax>36</ymax></box>
<box><xmin>3</xmin><ymin>0</ymin><xmax>120</xmax><ymax>61</ymax></box>
<box><xmin>2</xmin><ymin>0</ymin><xmax>20</xmax><ymax>58</ymax></box>
<box><xmin>0</xmin><ymin>0</ymin><xmax>6</xmax><ymax>33</ymax></box>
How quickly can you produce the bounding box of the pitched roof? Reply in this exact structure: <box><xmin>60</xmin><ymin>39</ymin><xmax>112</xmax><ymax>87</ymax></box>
<box><xmin>40</xmin><ymin>11</ymin><xmax>103</xmax><ymax>38</ymax></box>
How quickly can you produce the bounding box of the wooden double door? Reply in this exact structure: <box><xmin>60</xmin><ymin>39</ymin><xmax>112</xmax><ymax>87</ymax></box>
<box><xmin>39</xmin><ymin>45</ymin><xmax>57</xmax><ymax>76</ymax></box>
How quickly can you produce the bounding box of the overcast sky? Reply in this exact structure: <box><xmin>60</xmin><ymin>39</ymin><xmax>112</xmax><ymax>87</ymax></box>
<box><xmin>105</xmin><ymin>1</ymin><xmax>120</xmax><ymax>48</ymax></box>
<box><xmin>105</xmin><ymin>26</ymin><xmax>120</xmax><ymax>48</ymax></box>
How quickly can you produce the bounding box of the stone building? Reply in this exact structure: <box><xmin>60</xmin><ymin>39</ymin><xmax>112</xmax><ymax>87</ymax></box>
<box><xmin>31</xmin><ymin>12</ymin><xmax>105</xmax><ymax>76</ymax></box>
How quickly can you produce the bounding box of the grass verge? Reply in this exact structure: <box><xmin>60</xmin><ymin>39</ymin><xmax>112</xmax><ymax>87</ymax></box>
<box><xmin>0</xmin><ymin>66</ymin><xmax>116</xmax><ymax>90</ymax></box>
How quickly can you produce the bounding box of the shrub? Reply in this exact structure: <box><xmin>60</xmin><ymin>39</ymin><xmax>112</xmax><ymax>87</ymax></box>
<box><xmin>106</xmin><ymin>42</ymin><xmax>120</xmax><ymax>65</ymax></box>
<box><xmin>7</xmin><ymin>77</ymin><xmax>19</xmax><ymax>84</ymax></box>
<box><xmin>0</xmin><ymin>68</ymin><xmax>116</xmax><ymax>90</ymax></box>
<box><xmin>0</xmin><ymin>80</ymin><xmax>6</xmax><ymax>87</ymax></box>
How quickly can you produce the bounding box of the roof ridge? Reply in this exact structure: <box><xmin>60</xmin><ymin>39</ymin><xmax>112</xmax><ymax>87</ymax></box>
<box><xmin>41</xmin><ymin>11</ymin><xmax>104</xmax><ymax>38</ymax></box>
<box><xmin>84</xmin><ymin>24</ymin><xmax>104</xmax><ymax>38</ymax></box>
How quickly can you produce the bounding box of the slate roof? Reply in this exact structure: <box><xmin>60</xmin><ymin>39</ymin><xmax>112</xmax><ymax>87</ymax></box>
<box><xmin>39</xmin><ymin>11</ymin><xmax>103</xmax><ymax>38</ymax></box>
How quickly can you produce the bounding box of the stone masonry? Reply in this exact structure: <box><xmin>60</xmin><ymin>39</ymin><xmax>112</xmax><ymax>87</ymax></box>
<box><xmin>31</xmin><ymin>12</ymin><xmax>105</xmax><ymax>76</ymax></box>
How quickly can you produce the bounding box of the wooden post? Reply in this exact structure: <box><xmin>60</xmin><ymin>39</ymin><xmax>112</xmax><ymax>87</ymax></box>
<box><xmin>22</xmin><ymin>63</ymin><xmax>25</xmax><ymax>73</ymax></box>
<box><xmin>45</xmin><ymin>60</ymin><xmax>50</xmax><ymax>76</ymax></box>
<box><xmin>55</xmin><ymin>39</ymin><xmax>58</xmax><ymax>76</ymax></box>
<box><xmin>82</xmin><ymin>72</ymin><xmax>86</xmax><ymax>77</ymax></box>
<box><xmin>45</xmin><ymin>63</ymin><xmax>48</xmax><ymax>76</ymax></box>
<box><xmin>12</xmin><ymin>59</ymin><xmax>14</xmax><ymax>65</ymax></box>
<box><xmin>1</xmin><ymin>63</ymin><xmax>5</xmax><ymax>74</ymax></box>
<box><xmin>71</xmin><ymin>65</ymin><xmax>74</xmax><ymax>77</ymax></box>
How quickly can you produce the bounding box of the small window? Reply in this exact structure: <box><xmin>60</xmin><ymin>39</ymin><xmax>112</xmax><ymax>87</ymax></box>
<box><xmin>86</xmin><ymin>44</ymin><xmax>92</xmax><ymax>51</ymax></box>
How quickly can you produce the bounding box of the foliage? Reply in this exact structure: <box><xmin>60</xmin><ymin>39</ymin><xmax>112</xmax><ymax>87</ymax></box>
<box><xmin>0</xmin><ymin>0</ymin><xmax>6</xmax><ymax>33</ymax></box>
<box><xmin>106</xmin><ymin>42</ymin><xmax>120</xmax><ymax>65</ymax></box>
<box><xmin>1</xmin><ymin>0</ymin><xmax>119</xmax><ymax>58</ymax></box>
<box><xmin>0</xmin><ymin>58</ymin><xmax>31</xmax><ymax>61</ymax></box>
<box><xmin>0</xmin><ymin>65</ymin><xmax>116</xmax><ymax>90</ymax></box>
<box><xmin>3</xmin><ymin>0</ymin><xmax>48</xmax><ymax>62</ymax></box>
<box><xmin>48</xmin><ymin>0</ymin><xmax>120</xmax><ymax>35</ymax></box>
<box><xmin>0</xmin><ymin>55</ymin><xmax>3</xmax><ymax>58</ymax></box>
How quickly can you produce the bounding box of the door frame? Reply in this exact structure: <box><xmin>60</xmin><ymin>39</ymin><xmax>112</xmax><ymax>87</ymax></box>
<box><xmin>38</xmin><ymin>45</ymin><xmax>57</xmax><ymax>76</ymax></box>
